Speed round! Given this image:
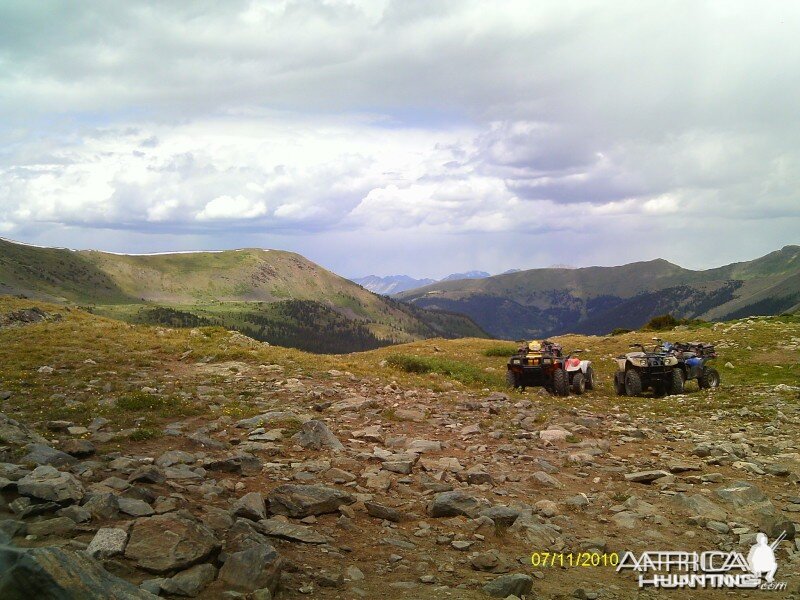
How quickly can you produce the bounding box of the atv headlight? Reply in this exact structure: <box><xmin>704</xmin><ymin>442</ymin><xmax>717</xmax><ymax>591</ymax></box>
<box><xmin>542</xmin><ymin>358</ymin><xmax>552</xmax><ymax>364</ymax></box>
<box><xmin>511</xmin><ymin>359</ymin><xmax>520</xmax><ymax>364</ymax></box>
<box><xmin>664</xmin><ymin>356</ymin><xmax>678</xmax><ymax>366</ymax></box>
<box><xmin>632</xmin><ymin>358</ymin><xmax>647</xmax><ymax>367</ymax></box>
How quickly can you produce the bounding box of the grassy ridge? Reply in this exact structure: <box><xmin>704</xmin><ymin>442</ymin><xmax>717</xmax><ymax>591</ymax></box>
<box><xmin>0</xmin><ymin>239</ymin><xmax>486</xmax><ymax>352</ymax></box>
<box><xmin>0</xmin><ymin>297</ymin><xmax>798</xmax><ymax>442</ymax></box>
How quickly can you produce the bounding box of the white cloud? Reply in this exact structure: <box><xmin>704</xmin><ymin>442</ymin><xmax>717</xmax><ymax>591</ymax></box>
<box><xmin>197</xmin><ymin>195</ymin><xmax>267</xmax><ymax>221</ymax></box>
<box><xmin>0</xmin><ymin>1</ymin><xmax>798</xmax><ymax>275</ymax></box>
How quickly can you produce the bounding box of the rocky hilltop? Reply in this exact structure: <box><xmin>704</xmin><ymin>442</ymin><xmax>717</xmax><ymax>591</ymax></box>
<box><xmin>0</xmin><ymin>296</ymin><xmax>798</xmax><ymax>598</ymax></box>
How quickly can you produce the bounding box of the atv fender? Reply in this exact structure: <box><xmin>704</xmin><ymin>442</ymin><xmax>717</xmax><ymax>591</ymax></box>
<box><xmin>565</xmin><ymin>359</ymin><xmax>592</xmax><ymax>373</ymax></box>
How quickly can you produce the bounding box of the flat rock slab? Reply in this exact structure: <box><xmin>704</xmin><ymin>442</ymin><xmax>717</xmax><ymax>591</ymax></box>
<box><xmin>624</xmin><ymin>470</ymin><xmax>670</xmax><ymax>483</ymax></box>
<box><xmin>124</xmin><ymin>514</ymin><xmax>220</xmax><ymax>574</ymax></box>
<box><xmin>268</xmin><ymin>484</ymin><xmax>355</xmax><ymax>518</ymax></box>
<box><xmin>257</xmin><ymin>518</ymin><xmax>330</xmax><ymax>544</ymax></box>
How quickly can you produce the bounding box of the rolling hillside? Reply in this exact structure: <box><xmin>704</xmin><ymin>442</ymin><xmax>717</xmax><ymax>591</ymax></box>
<box><xmin>398</xmin><ymin>245</ymin><xmax>800</xmax><ymax>339</ymax></box>
<box><xmin>0</xmin><ymin>238</ymin><xmax>486</xmax><ymax>352</ymax></box>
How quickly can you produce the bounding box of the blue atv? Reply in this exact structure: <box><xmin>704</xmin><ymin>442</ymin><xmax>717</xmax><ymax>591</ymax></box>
<box><xmin>663</xmin><ymin>341</ymin><xmax>721</xmax><ymax>391</ymax></box>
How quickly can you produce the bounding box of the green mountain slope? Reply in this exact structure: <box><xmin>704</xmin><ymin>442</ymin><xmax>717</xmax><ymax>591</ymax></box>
<box><xmin>0</xmin><ymin>238</ymin><xmax>486</xmax><ymax>352</ymax></box>
<box><xmin>398</xmin><ymin>245</ymin><xmax>800</xmax><ymax>338</ymax></box>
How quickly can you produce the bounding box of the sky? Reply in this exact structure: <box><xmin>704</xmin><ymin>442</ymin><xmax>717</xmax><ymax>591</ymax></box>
<box><xmin>1</xmin><ymin>1</ymin><xmax>799</xmax><ymax>279</ymax></box>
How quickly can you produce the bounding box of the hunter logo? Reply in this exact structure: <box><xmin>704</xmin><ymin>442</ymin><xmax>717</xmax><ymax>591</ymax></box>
<box><xmin>616</xmin><ymin>532</ymin><xmax>788</xmax><ymax>590</ymax></box>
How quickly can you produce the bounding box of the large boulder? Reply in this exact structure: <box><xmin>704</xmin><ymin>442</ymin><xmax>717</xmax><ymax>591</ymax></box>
<box><xmin>0</xmin><ymin>542</ymin><xmax>157</xmax><ymax>599</ymax></box>
<box><xmin>16</xmin><ymin>466</ymin><xmax>84</xmax><ymax>504</ymax></box>
<box><xmin>218</xmin><ymin>543</ymin><xmax>281</xmax><ymax>594</ymax></box>
<box><xmin>124</xmin><ymin>514</ymin><xmax>220</xmax><ymax>574</ymax></box>
<box><xmin>268</xmin><ymin>485</ymin><xmax>355</xmax><ymax>518</ymax></box>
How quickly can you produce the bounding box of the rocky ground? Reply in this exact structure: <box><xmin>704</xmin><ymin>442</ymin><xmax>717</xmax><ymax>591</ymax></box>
<box><xmin>0</xmin><ymin>297</ymin><xmax>799</xmax><ymax>599</ymax></box>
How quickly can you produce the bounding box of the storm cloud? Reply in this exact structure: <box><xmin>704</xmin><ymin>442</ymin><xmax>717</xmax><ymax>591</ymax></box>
<box><xmin>1</xmin><ymin>1</ymin><xmax>798</xmax><ymax>277</ymax></box>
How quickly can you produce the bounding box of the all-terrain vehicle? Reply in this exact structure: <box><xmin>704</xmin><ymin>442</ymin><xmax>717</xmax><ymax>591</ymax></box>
<box><xmin>614</xmin><ymin>338</ymin><xmax>682</xmax><ymax>397</ymax></box>
<box><xmin>664</xmin><ymin>341</ymin><xmax>721</xmax><ymax>390</ymax></box>
<box><xmin>507</xmin><ymin>340</ymin><xmax>594</xmax><ymax>396</ymax></box>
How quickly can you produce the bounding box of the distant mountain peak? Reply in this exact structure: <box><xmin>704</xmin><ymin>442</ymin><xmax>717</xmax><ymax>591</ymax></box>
<box><xmin>441</xmin><ymin>271</ymin><xmax>491</xmax><ymax>282</ymax></box>
<box><xmin>352</xmin><ymin>274</ymin><xmax>436</xmax><ymax>295</ymax></box>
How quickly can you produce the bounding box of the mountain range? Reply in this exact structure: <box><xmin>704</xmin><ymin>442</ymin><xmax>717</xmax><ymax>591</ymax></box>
<box><xmin>0</xmin><ymin>238</ymin><xmax>486</xmax><ymax>353</ymax></box>
<box><xmin>353</xmin><ymin>271</ymin><xmax>492</xmax><ymax>295</ymax></box>
<box><xmin>3</xmin><ymin>237</ymin><xmax>798</xmax><ymax>348</ymax></box>
<box><xmin>397</xmin><ymin>245</ymin><xmax>800</xmax><ymax>339</ymax></box>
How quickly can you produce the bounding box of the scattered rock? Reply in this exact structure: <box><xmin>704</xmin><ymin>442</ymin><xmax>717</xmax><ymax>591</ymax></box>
<box><xmin>268</xmin><ymin>485</ymin><xmax>355</xmax><ymax>518</ymax></box>
<box><xmin>232</xmin><ymin>492</ymin><xmax>267</xmax><ymax>521</ymax></box>
<box><xmin>292</xmin><ymin>420</ymin><xmax>344</xmax><ymax>452</ymax></box>
<box><xmin>218</xmin><ymin>544</ymin><xmax>281</xmax><ymax>594</ymax></box>
<box><xmin>160</xmin><ymin>563</ymin><xmax>217</xmax><ymax>597</ymax></box>
<box><xmin>20</xmin><ymin>444</ymin><xmax>76</xmax><ymax>468</ymax></box>
<box><xmin>624</xmin><ymin>470</ymin><xmax>670</xmax><ymax>483</ymax></box>
<box><xmin>17</xmin><ymin>466</ymin><xmax>84</xmax><ymax>504</ymax></box>
<box><xmin>482</xmin><ymin>573</ymin><xmax>533</xmax><ymax>598</ymax></box>
<box><xmin>0</xmin><ymin>543</ymin><xmax>156</xmax><ymax>598</ymax></box>
<box><xmin>257</xmin><ymin>518</ymin><xmax>330</xmax><ymax>544</ymax></box>
<box><xmin>428</xmin><ymin>491</ymin><xmax>482</xmax><ymax>518</ymax></box>
<box><xmin>87</xmin><ymin>528</ymin><xmax>128</xmax><ymax>559</ymax></box>
<box><xmin>124</xmin><ymin>514</ymin><xmax>220</xmax><ymax>574</ymax></box>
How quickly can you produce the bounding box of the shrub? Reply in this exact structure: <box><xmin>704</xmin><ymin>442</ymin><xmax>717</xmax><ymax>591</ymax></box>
<box><xmin>611</xmin><ymin>328</ymin><xmax>632</xmax><ymax>336</ymax></box>
<box><xmin>643</xmin><ymin>314</ymin><xmax>679</xmax><ymax>331</ymax></box>
<box><xmin>128</xmin><ymin>428</ymin><xmax>160</xmax><ymax>441</ymax></box>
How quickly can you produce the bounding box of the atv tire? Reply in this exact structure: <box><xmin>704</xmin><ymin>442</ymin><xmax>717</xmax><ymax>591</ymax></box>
<box><xmin>584</xmin><ymin>366</ymin><xmax>595</xmax><ymax>390</ymax></box>
<box><xmin>670</xmin><ymin>369</ymin><xmax>684</xmax><ymax>395</ymax></box>
<box><xmin>614</xmin><ymin>374</ymin><xmax>625</xmax><ymax>396</ymax></box>
<box><xmin>571</xmin><ymin>372</ymin><xmax>585</xmax><ymax>395</ymax></box>
<box><xmin>698</xmin><ymin>367</ymin><xmax>720</xmax><ymax>389</ymax></box>
<box><xmin>553</xmin><ymin>369</ymin><xmax>570</xmax><ymax>396</ymax></box>
<box><xmin>506</xmin><ymin>370</ymin><xmax>519</xmax><ymax>389</ymax></box>
<box><xmin>624</xmin><ymin>369</ymin><xmax>642</xmax><ymax>397</ymax></box>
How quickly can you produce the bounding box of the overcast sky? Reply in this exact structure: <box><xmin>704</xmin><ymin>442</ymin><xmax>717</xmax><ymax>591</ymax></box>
<box><xmin>1</xmin><ymin>1</ymin><xmax>799</xmax><ymax>278</ymax></box>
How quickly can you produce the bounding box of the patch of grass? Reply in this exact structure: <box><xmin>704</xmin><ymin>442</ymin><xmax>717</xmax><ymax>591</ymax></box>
<box><xmin>482</xmin><ymin>344</ymin><xmax>518</xmax><ymax>357</ymax></box>
<box><xmin>117</xmin><ymin>391</ymin><xmax>169</xmax><ymax>411</ymax></box>
<box><xmin>385</xmin><ymin>353</ymin><xmax>497</xmax><ymax>386</ymax></box>
<box><xmin>128</xmin><ymin>428</ymin><xmax>161</xmax><ymax>441</ymax></box>
<box><xmin>611</xmin><ymin>328</ymin><xmax>632</xmax><ymax>336</ymax></box>
<box><xmin>269</xmin><ymin>416</ymin><xmax>304</xmax><ymax>436</ymax></box>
